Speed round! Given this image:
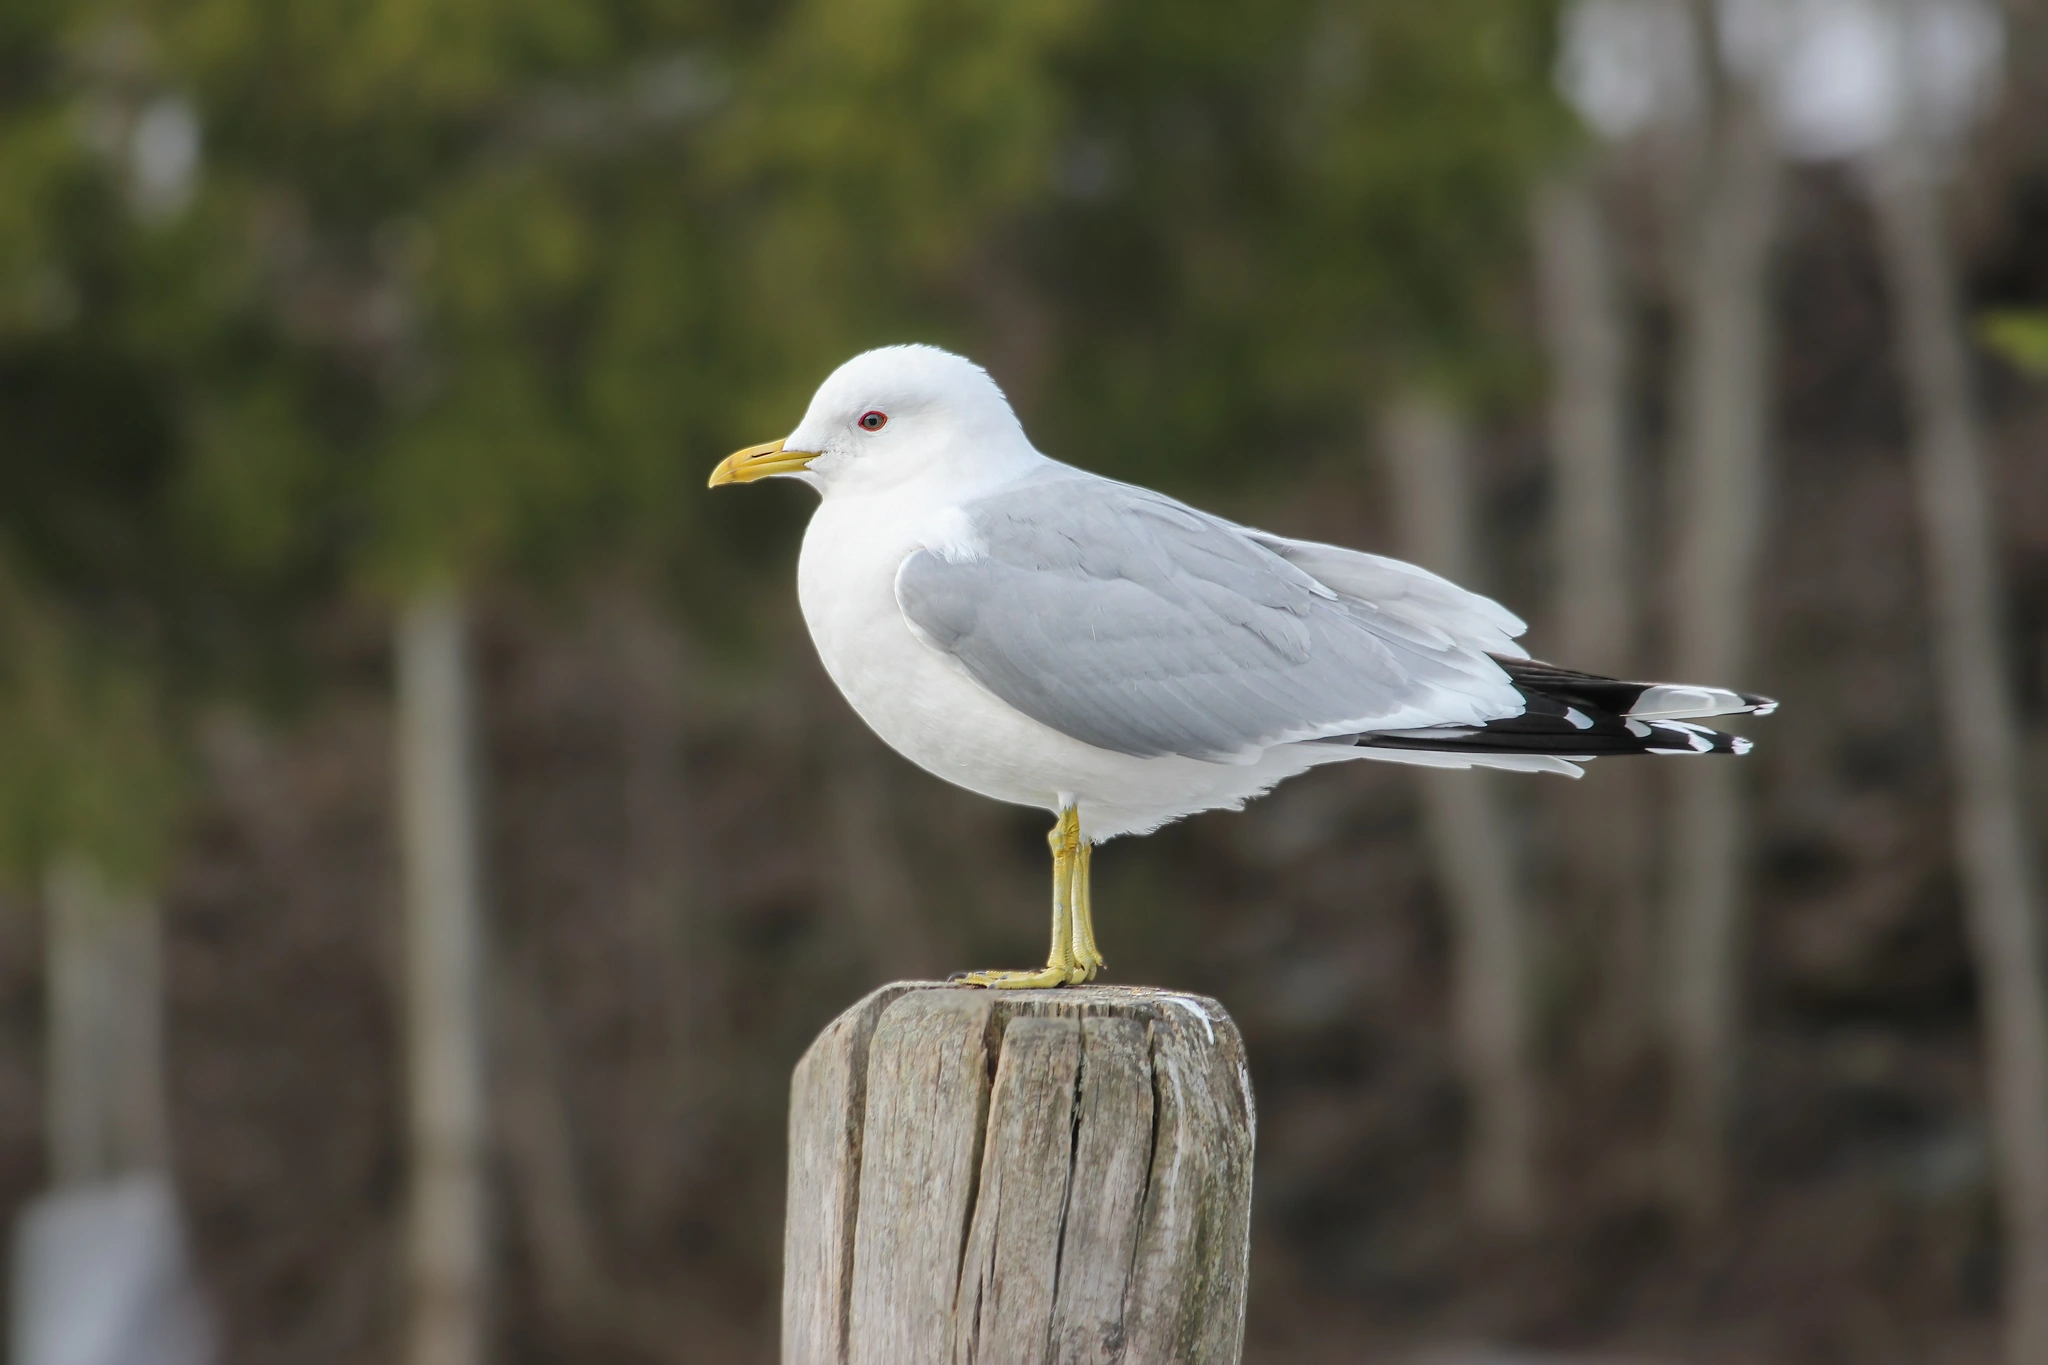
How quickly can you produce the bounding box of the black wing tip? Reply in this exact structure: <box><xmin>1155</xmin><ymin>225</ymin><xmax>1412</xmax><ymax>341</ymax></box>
<box><xmin>1355</xmin><ymin>714</ymin><xmax>1754</xmax><ymax>759</ymax></box>
<box><xmin>1495</xmin><ymin>656</ymin><xmax>1780</xmax><ymax>720</ymax></box>
<box><xmin>1635</xmin><ymin>719</ymin><xmax>1753</xmax><ymax>755</ymax></box>
<box><xmin>1349</xmin><ymin>671</ymin><xmax>1766</xmax><ymax>759</ymax></box>
<box><xmin>1341</xmin><ymin>658</ymin><xmax>1771</xmax><ymax>761</ymax></box>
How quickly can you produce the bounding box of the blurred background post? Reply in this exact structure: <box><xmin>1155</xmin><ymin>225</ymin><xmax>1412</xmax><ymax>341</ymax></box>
<box><xmin>1</xmin><ymin>0</ymin><xmax>2047</xmax><ymax>1362</ymax></box>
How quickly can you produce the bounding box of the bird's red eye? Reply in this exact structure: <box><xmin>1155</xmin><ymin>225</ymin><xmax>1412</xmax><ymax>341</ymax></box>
<box><xmin>859</xmin><ymin>410</ymin><xmax>888</xmax><ymax>431</ymax></box>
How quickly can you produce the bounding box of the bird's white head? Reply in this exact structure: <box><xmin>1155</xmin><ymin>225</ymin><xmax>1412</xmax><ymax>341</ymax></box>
<box><xmin>708</xmin><ymin>345</ymin><xmax>1038</xmax><ymax>497</ymax></box>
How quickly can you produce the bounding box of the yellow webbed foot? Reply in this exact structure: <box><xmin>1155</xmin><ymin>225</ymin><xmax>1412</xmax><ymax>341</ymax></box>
<box><xmin>953</xmin><ymin>964</ymin><xmax>1085</xmax><ymax>990</ymax></box>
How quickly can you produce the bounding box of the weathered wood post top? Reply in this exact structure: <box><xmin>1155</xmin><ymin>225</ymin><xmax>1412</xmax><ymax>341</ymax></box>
<box><xmin>784</xmin><ymin>982</ymin><xmax>1257</xmax><ymax>1365</ymax></box>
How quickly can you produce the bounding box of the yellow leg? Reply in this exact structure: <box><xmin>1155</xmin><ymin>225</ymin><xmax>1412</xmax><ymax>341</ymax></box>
<box><xmin>959</xmin><ymin>808</ymin><xmax>1089</xmax><ymax>989</ymax></box>
<box><xmin>1068</xmin><ymin>839</ymin><xmax>1106</xmax><ymax>981</ymax></box>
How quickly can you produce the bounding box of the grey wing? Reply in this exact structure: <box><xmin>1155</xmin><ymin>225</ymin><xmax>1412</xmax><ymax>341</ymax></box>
<box><xmin>1238</xmin><ymin>529</ymin><xmax>1529</xmax><ymax>659</ymax></box>
<box><xmin>893</xmin><ymin>472</ymin><xmax>1525</xmax><ymax>762</ymax></box>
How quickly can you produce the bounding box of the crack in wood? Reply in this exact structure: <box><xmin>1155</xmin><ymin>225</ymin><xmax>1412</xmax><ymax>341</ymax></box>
<box><xmin>1042</xmin><ymin>1025</ymin><xmax>1088</xmax><ymax>1364</ymax></box>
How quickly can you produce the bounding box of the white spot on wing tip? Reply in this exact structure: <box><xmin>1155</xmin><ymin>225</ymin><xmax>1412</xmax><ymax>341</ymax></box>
<box><xmin>1733</xmin><ymin>737</ymin><xmax>1754</xmax><ymax>755</ymax></box>
<box><xmin>1753</xmin><ymin>700</ymin><xmax>1779</xmax><ymax>716</ymax></box>
<box><xmin>1564</xmin><ymin>706</ymin><xmax>1594</xmax><ymax>730</ymax></box>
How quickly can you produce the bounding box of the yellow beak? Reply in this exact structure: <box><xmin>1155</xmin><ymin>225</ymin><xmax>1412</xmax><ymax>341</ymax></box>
<box><xmin>707</xmin><ymin>439</ymin><xmax>819</xmax><ymax>488</ymax></box>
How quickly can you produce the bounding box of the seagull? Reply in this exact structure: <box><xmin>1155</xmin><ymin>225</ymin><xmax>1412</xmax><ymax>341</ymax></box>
<box><xmin>709</xmin><ymin>345</ymin><xmax>1775</xmax><ymax>988</ymax></box>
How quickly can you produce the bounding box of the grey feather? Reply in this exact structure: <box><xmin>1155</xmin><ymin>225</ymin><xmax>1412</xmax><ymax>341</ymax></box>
<box><xmin>894</xmin><ymin>467</ymin><xmax>1525</xmax><ymax>762</ymax></box>
<box><xmin>1241</xmin><ymin>532</ymin><xmax>1528</xmax><ymax>658</ymax></box>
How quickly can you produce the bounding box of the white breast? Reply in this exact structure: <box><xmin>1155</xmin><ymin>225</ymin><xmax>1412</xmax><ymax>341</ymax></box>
<box><xmin>797</xmin><ymin>489</ymin><xmax>1067</xmax><ymax>810</ymax></box>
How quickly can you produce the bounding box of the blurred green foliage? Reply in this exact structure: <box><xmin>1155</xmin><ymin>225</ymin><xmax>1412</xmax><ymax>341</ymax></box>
<box><xmin>0</xmin><ymin>0</ymin><xmax>1566</xmax><ymax>884</ymax></box>
<box><xmin>1983</xmin><ymin>309</ymin><xmax>2048</xmax><ymax>377</ymax></box>
<box><xmin>0</xmin><ymin>567</ymin><xmax>178</xmax><ymax>886</ymax></box>
<box><xmin>1022</xmin><ymin>0</ymin><xmax>1567</xmax><ymax>488</ymax></box>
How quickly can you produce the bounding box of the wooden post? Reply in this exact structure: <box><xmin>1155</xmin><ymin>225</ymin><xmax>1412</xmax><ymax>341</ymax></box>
<box><xmin>784</xmin><ymin>983</ymin><xmax>1256</xmax><ymax>1365</ymax></box>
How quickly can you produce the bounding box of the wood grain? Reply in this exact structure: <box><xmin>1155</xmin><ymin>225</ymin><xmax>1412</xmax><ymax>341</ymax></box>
<box><xmin>1045</xmin><ymin>1016</ymin><xmax>1153</xmax><ymax>1365</ymax></box>
<box><xmin>783</xmin><ymin>982</ymin><xmax>916</xmax><ymax>1365</ymax></box>
<box><xmin>784</xmin><ymin>984</ymin><xmax>1254</xmax><ymax>1365</ymax></box>
<box><xmin>847</xmin><ymin>990</ymin><xmax>999</xmax><ymax>1364</ymax></box>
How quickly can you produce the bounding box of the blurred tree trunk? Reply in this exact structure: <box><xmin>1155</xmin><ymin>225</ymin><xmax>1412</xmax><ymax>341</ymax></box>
<box><xmin>1661</xmin><ymin>8</ymin><xmax>1780</xmax><ymax>1219</ymax></box>
<box><xmin>1534</xmin><ymin>170</ymin><xmax>1653</xmax><ymax>1070</ymax></box>
<box><xmin>20</xmin><ymin>857</ymin><xmax>213</xmax><ymax>1365</ymax></box>
<box><xmin>492</xmin><ymin>959</ymin><xmax>671</xmax><ymax>1354</ymax></box>
<box><xmin>828</xmin><ymin>721</ymin><xmax>958</xmax><ymax>982</ymax></box>
<box><xmin>1379</xmin><ymin>391</ymin><xmax>1540</xmax><ymax>1234</ymax></box>
<box><xmin>495</xmin><ymin>956</ymin><xmax>600</xmax><ymax>1324</ymax></box>
<box><xmin>1869</xmin><ymin>85</ymin><xmax>2048</xmax><ymax>1365</ymax></box>
<box><xmin>44</xmin><ymin>856</ymin><xmax>168</xmax><ymax>1184</ymax></box>
<box><xmin>396</xmin><ymin>588</ymin><xmax>489</xmax><ymax>1365</ymax></box>
<box><xmin>595</xmin><ymin>593</ymin><xmax>711</xmax><ymax>1232</ymax></box>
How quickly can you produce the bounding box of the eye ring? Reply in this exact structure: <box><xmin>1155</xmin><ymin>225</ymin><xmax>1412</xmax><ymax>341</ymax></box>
<box><xmin>858</xmin><ymin>410</ymin><xmax>888</xmax><ymax>432</ymax></box>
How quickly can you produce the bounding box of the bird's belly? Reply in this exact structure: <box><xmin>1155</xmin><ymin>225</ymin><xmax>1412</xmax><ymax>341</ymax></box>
<box><xmin>795</xmin><ymin>511</ymin><xmax>1331</xmax><ymax>837</ymax></box>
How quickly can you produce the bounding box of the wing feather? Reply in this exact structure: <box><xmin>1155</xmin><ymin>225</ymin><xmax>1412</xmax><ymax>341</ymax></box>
<box><xmin>894</xmin><ymin>469</ymin><xmax>1524</xmax><ymax>762</ymax></box>
<box><xmin>1240</xmin><ymin>531</ymin><xmax>1529</xmax><ymax>659</ymax></box>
